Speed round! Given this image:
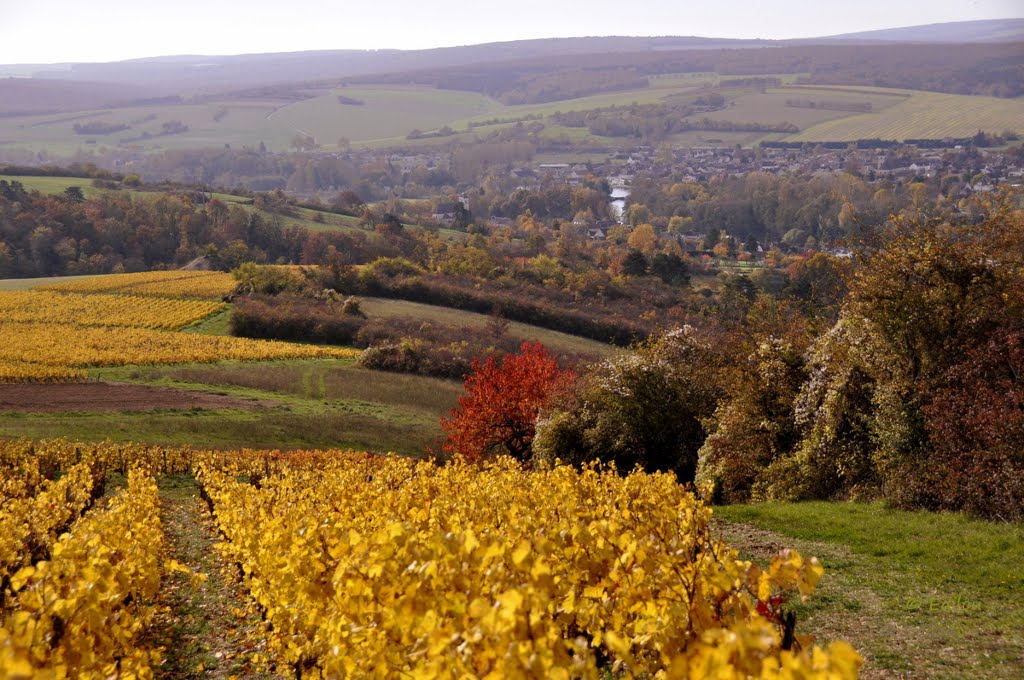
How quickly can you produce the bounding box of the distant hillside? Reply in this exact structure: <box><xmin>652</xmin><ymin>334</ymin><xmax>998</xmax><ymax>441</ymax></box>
<box><xmin>20</xmin><ymin>37</ymin><xmax>771</xmax><ymax>94</ymax></box>
<box><xmin>0</xmin><ymin>78</ymin><xmax>160</xmax><ymax>116</ymax></box>
<box><xmin>353</xmin><ymin>42</ymin><xmax>1024</xmax><ymax>102</ymax></box>
<box><xmin>0</xmin><ymin>23</ymin><xmax>1020</xmax><ymax>118</ymax></box>
<box><xmin>825</xmin><ymin>18</ymin><xmax>1024</xmax><ymax>43</ymax></box>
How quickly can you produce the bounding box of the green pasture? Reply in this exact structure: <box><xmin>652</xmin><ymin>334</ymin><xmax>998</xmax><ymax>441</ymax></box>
<box><xmin>699</xmin><ymin>86</ymin><xmax>905</xmax><ymax>129</ymax></box>
<box><xmin>0</xmin><ymin>273</ymin><xmax>98</xmax><ymax>291</ymax></box>
<box><xmin>0</xmin><ymin>174</ymin><xmax>114</xmax><ymax>199</ymax></box>
<box><xmin>0</xmin><ymin>174</ymin><xmax>377</xmax><ymax>237</ymax></box>
<box><xmin>0</xmin><ymin>358</ymin><xmax>460</xmax><ymax>455</ymax></box>
<box><xmin>717</xmin><ymin>502</ymin><xmax>1024</xmax><ymax>679</ymax></box>
<box><xmin>356</xmin><ymin>297</ymin><xmax>617</xmax><ymax>359</ymax></box>
<box><xmin>784</xmin><ymin>88</ymin><xmax>1024</xmax><ymax>141</ymax></box>
<box><xmin>3</xmin><ymin>79</ymin><xmax>1021</xmax><ymax>153</ymax></box>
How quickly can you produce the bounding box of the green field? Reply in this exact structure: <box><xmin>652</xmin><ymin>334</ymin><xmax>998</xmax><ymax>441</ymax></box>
<box><xmin>0</xmin><ymin>174</ymin><xmax>117</xmax><ymax>198</ymax></box>
<box><xmin>3</xmin><ymin>78</ymin><xmax>1020</xmax><ymax>153</ymax></box>
<box><xmin>717</xmin><ymin>502</ymin><xmax>1024</xmax><ymax>679</ymax></box>
<box><xmin>0</xmin><ymin>273</ymin><xmax>100</xmax><ymax>291</ymax></box>
<box><xmin>701</xmin><ymin>86</ymin><xmax>906</xmax><ymax>129</ymax></box>
<box><xmin>783</xmin><ymin>87</ymin><xmax>1024</xmax><ymax>141</ymax></box>
<box><xmin>0</xmin><ymin>174</ymin><xmax>384</xmax><ymax>237</ymax></box>
<box><xmin>358</xmin><ymin>297</ymin><xmax>617</xmax><ymax>358</ymax></box>
<box><xmin>0</xmin><ymin>359</ymin><xmax>460</xmax><ymax>455</ymax></box>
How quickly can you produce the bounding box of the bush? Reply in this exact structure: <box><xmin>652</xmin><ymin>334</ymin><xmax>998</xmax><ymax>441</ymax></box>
<box><xmin>230</xmin><ymin>296</ymin><xmax>364</xmax><ymax>345</ymax></box>
<box><xmin>534</xmin><ymin>326</ymin><xmax>723</xmax><ymax>482</ymax></box>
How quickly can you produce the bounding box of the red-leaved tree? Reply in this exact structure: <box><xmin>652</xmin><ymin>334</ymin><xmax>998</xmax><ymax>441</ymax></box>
<box><xmin>441</xmin><ymin>341</ymin><xmax>575</xmax><ymax>461</ymax></box>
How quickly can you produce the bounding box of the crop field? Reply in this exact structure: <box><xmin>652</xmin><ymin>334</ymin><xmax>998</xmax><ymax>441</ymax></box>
<box><xmin>271</xmin><ymin>86</ymin><xmax>502</xmax><ymax>145</ymax></box>
<box><xmin>0</xmin><ymin>358</ymin><xmax>456</xmax><ymax>453</ymax></box>
<box><xmin>784</xmin><ymin>88</ymin><xmax>1024</xmax><ymax>141</ymax></box>
<box><xmin>2</xmin><ymin>78</ymin><xmax>1020</xmax><ymax>153</ymax></box>
<box><xmin>0</xmin><ymin>273</ymin><xmax>357</xmax><ymax>383</ymax></box>
<box><xmin>38</xmin><ymin>269</ymin><xmax>236</xmax><ymax>299</ymax></box>
<box><xmin>0</xmin><ymin>440</ymin><xmax>858</xmax><ymax>679</ymax></box>
<box><xmin>700</xmin><ymin>87</ymin><xmax>906</xmax><ymax>129</ymax></box>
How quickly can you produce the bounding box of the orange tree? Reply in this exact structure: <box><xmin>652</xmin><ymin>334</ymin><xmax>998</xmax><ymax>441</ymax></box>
<box><xmin>441</xmin><ymin>341</ymin><xmax>575</xmax><ymax>461</ymax></box>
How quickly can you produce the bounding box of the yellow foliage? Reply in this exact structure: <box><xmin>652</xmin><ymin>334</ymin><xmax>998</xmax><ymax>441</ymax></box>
<box><xmin>196</xmin><ymin>454</ymin><xmax>861</xmax><ymax>679</ymax></box>
<box><xmin>0</xmin><ymin>462</ymin><xmax>97</xmax><ymax>594</ymax></box>
<box><xmin>0</xmin><ymin>322</ymin><xmax>357</xmax><ymax>380</ymax></box>
<box><xmin>38</xmin><ymin>270</ymin><xmax>236</xmax><ymax>299</ymax></box>
<box><xmin>0</xmin><ymin>470</ymin><xmax>163</xmax><ymax>677</ymax></box>
<box><xmin>0</xmin><ymin>441</ymin><xmax>861</xmax><ymax>678</ymax></box>
<box><xmin>0</xmin><ymin>290</ymin><xmax>224</xmax><ymax>330</ymax></box>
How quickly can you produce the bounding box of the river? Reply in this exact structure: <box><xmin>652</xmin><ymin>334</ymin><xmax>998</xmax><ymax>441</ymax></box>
<box><xmin>610</xmin><ymin>187</ymin><xmax>630</xmax><ymax>223</ymax></box>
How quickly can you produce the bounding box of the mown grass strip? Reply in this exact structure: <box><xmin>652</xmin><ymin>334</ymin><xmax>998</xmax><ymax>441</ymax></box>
<box><xmin>716</xmin><ymin>502</ymin><xmax>1024</xmax><ymax>679</ymax></box>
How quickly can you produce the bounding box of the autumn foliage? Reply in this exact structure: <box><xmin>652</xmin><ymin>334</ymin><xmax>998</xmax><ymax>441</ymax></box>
<box><xmin>441</xmin><ymin>342</ymin><xmax>575</xmax><ymax>461</ymax></box>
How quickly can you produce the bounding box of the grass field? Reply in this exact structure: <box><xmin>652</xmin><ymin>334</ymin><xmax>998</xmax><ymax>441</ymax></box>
<box><xmin>3</xmin><ymin>79</ymin><xmax>1020</xmax><ymax>153</ymax></box>
<box><xmin>0</xmin><ymin>358</ymin><xmax>459</xmax><ymax>455</ymax></box>
<box><xmin>0</xmin><ymin>173</ymin><xmax>385</xmax><ymax>238</ymax></box>
<box><xmin>783</xmin><ymin>87</ymin><xmax>1024</xmax><ymax>141</ymax></box>
<box><xmin>701</xmin><ymin>86</ymin><xmax>905</xmax><ymax>129</ymax></box>
<box><xmin>0</xmin><ymin>174</ymin><xmax>117</xmax><ymax>198</ymax></box>
<box><xmin>717</xmin><ymin>502</ymin><xmax>1024</xmax><ymax>679</ymax></box>
<box><xmin>0</xmin><ymin>274</ymin><xmax>99</xmax><ymax>291</ymax></box>
<box><xmin>357</xmin><ymin>297</ymin><xmax>618</xmax><ymax>358</ymax></box>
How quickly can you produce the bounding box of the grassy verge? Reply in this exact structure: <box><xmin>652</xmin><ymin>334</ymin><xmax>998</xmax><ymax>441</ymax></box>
<box><xmin>181</xmin><ymin>307</ymin><xmax>232</xmax><ymax>336</ymax></box>
<box><xmin>147</xmin><ymin>475</ymin><xmax>282</xmax><ymax>678</ymax></box>
<box><xmin>357</xmin><ymin>296</ymin><xmax>617</xmax><ymax>359</ymax></box>
<box><xmin>715</xmin><ymin>502</ymin><xmax>1024</xmax><ymax>679</ymax></box>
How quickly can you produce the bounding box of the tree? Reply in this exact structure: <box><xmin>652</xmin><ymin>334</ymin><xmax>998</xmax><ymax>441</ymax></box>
<box><xmin>441</xmin><ymin>342</ymin><xmax>575</xmax><ymax>461</ymax></box>
<box><xmin>627</xmin><ymin>223</ymin><xmax>657</xmax><ymax>254</ymax></box>
<box><xmin>697</xmin><ymin>338</ymin><xmax>808</xmax><ymax>502</ymax></box>
<box><xmin>649</xmin><ymin>252</ymin><xmax>689</xmax><ymax>286</ymax></box>
<box><xmin>534</xmin><ymin>327</ymin><xmax>724</xmax><ymax>483</ymax></box>
<box><xmin>621</xmin><ymin>249</ymin><xmax>648</xmax><ymax>277</ymax></box>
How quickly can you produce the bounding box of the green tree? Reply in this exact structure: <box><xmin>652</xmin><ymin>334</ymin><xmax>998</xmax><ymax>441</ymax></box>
<box><xmin>534</xmin><ymin>327</ymin><xmax>724</xmax><ymax>483</ymax></box>
<box><xmin>621</xmin><ymin>249</ymin><xmax>648</xmax><ymax>277</ymax></box>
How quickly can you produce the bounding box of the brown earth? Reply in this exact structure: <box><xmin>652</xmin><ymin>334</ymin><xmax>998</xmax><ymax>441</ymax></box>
<box><xmin>0</xmin><ymin>382</ymin><xmax>268</xmax><ymax>413</ymax></box>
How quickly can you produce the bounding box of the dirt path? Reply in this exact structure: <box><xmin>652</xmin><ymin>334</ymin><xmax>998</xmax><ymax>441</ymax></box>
<box><xmin>147</xmin><ymin>476</ymin><xmax>283</xmax><ymax>679</ymax></box>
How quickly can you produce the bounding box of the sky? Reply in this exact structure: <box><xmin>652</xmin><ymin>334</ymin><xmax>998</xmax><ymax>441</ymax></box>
<box><xmin>0</xmin><ymin>0</ymin><xmax>1020</xmax><ymax>64</ymax></box>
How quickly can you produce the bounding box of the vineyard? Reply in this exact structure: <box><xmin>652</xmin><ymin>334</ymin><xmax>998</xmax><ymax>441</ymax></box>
<box><xmin>0</xmin><ymin>439</ymin><xmax>861</xmax><ymax>679</ymax></box>
<box><xmin>38</xmin><ymin>270</ymin><xmax>237</xmax><ymax>300</ymax></box>
<box><xmin>0</xmin><ymin>271</ymin><xmax>357</xmax><ymax>383</ymax></box>
<box><xmin>0</xmin><ymin>291</ymin><xmax>224</xmax><ymax>329</ymax></box>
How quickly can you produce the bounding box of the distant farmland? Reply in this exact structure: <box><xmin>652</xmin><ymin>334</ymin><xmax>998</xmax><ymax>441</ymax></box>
<box><xmin>781</xmin><ymin>88</ymin><xmax>1024</xmax><ymax>142</ymax></box>
<box><xmin>0</xmin><ymin>79</ymin><xmax>1021</xmax><ymax>154</ymax></box>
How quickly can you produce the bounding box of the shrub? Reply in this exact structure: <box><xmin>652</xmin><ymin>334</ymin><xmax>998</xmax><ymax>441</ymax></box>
<box><xmin>534</xmin><ymin>326</ymin><xmax>723</xmax><ymax>482</ymax></box>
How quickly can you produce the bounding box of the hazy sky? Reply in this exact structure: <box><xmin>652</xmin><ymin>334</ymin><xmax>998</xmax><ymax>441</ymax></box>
<box><xmin>1</xmin><ymin>0</ymin><xmax>1020</xmax><ymax>64</ymax></box>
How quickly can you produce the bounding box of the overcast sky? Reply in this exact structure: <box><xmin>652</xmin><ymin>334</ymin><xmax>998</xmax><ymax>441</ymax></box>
<box><xmin>1</xmin><ymin>0</ymin><xmax>1020</xmax><ymax>64</ymax></box>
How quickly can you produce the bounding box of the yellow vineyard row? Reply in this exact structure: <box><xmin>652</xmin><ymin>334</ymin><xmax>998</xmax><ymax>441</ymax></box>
<box><xmin>0</xmin><ymin>469</ymin><xmax>163</xmax><ymax>678</ymax></box>
<box><xmin>0</xmin><ymin>360</ymin><xmax>87</xmax><ymax>384</ymax></box>
<box><xmin>0</xmin><ymin>290</ymin><xmax>224</xmax><ymax>330</ymax></box>
<box><xmin>0</xmin><ymin>322</ymin><xmax>358</xmax><ymax>379</ymax></box>
<box><xmin>199</xmin><ymin>456</ymin><xmax>860</xmax><ymax>679</ymax></box>
<box><xmin>38</xmin><ymin>269</ymin><xmax>237</xmax><ymax>299</ymax></box>
<box><xmin>0</xmin><ymin>438</ymin><xmax>365</xmax><ymax>478</ymax></box>
<box><xmin>0</xmin><ymin>462</ymin><xmax>99</xmax><ymax>612</ymax></box>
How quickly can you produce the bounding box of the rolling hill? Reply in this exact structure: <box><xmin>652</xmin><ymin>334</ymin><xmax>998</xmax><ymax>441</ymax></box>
<box><xmin>824</xmin><ymin>18</ymin><xmax>1024</xmax><ymax>43</ymax></box>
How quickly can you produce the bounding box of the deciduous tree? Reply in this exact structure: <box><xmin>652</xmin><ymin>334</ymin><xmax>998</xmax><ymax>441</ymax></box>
<box><xmin>442</xmin><ymin>342</ymin><xmax>575</xmax><ymax>461</ymax></box>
